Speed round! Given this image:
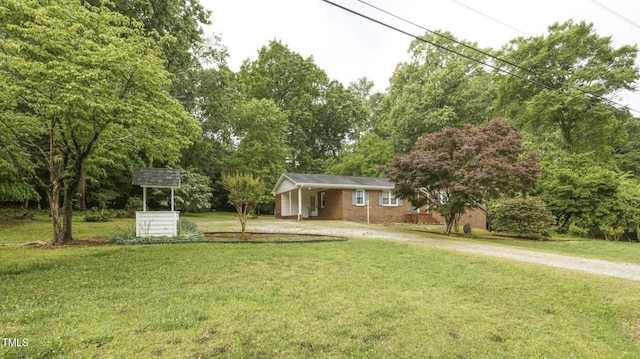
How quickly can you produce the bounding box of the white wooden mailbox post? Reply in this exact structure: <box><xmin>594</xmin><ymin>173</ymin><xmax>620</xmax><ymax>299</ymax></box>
<box><xmin>132</xmin><ymin>168</ymin><xmax>181</xmax><ymax>237</ymax></box>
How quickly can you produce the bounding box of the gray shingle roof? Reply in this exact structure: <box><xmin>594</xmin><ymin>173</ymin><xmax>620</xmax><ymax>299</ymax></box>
<box><xmin>283</xmin><ymin>173</ymin><xmax>394</xmax><ymax>188</ymax></box>
<box><xmin>132</xmin><ymin>168</ymin><xmax>180</xmax><ymax>188</ymax></box>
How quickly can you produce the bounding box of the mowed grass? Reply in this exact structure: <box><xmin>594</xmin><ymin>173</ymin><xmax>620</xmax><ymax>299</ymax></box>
<box><xmin>1</xmin><ymin>238</ymin><xmax>640</xmax><ymax>358</ymax></box>
<box><xmin>396</xmin><ymin>225</ymin><xmax>640</xmax><ymax>266</ymax></box>
<box><xmin>0</xmin><ymin>211</ymin><xmax>134</xmax><ymax>244</ymax></box>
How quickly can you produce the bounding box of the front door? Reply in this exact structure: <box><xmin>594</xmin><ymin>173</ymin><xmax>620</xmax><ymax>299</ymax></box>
<box><xmin>309</xmin><ymin>195</ymin><xmax>318</xmax><ymax>217</ymax></box>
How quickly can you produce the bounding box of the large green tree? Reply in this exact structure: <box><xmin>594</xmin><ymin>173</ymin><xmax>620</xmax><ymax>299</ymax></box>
<box><xmin>496</xmin><ymin>20</ymin><xmax>638</xmax><ymax>156</ymax></box>
<box><xmin>378</xmin><ymin>32</ymin><xmax>496</xmax><ymax>153</ymax></box>
<box><xmin>0</xmin><ymin>0</ymin><xmax>200</xmax><ymax>244</ymax></box>
<box><xmin>82</xmin><ymin>0</ymin><xmax>212</xmax><ymax>76</ymax></box>
<box><xmin>228</xmin><ymin>98</ymin><xmax>291</xmax><ymax>187</ymax></box>
<box><xmin>238</xmin><ymin>40</ymin><xmax>367</xmax><ymax>172</ymax></box>
<box><xmin>325</xmin><ymin>133</ymin><xmax>394</xmax><ymax>178</ymax></box>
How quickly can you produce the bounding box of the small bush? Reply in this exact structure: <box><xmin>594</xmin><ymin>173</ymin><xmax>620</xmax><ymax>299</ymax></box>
<box><xmin>178</xmin><ymin>219</ymin><xmax>199</xmax><ymax>235</ymax></box>
<box><xmin>108</xmin><ymin>209</ymin><xmax>134</xmax><ymax>219</ymax></box>
<box><xmin>105</xmin><ymin>224</ymin><xmax>136</xmax><ymax>243</ymax></box>
<box><xmin>84</xmin><ymin>208</ymin><xmax>110</xmax><ymax>222</ymax></box>
<box><xmin>568</xmin><ymin>224</ymin><xmax>588</xmax><ymax>238</ymax></box>
<box><xmin>491</xmin><ymin>197</ymin><xmax>555</xmax><ymax>240</ymax></box>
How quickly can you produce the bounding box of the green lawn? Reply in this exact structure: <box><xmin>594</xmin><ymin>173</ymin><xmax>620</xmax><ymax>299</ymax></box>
<box><xmin>0</xmin><ymin>211</ymin><xmax>135</xmax><ymax>244</ymax></box>
<box><xmin>397</xmin><ymin>225</ymin><xmax>640</xmax><ymax>266</ymax></box>
<box><xmin>1</xmin><ymin>213</ymin><xmax>640</xmax><ymax>357</ymax></box>
<box><xmin>0</xmin><ymin>237</ymin><xmax>639</xmax><ymax>357</ymax></box>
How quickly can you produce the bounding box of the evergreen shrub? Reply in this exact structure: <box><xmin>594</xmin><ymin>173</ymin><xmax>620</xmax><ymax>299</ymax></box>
<box><xmin>491</xmin><ymin>197</ymin><xmax>555</xmax><ymax>240</ymax></box>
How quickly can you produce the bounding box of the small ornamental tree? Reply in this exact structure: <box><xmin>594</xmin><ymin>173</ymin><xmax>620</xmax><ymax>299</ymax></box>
<box><xmin>491</xmin><ymin>197</ymin><xmax>555</xmax><ymax>240</ymax></box>
<box><xmin>221</xmin><ymin>173</ymin><xmax>266</xmax><ymax>239</ymax></box>
<box><xmin>386</xmin><ymin>119</ymin><xmax>539</xmax><ymax>234</ymax></box>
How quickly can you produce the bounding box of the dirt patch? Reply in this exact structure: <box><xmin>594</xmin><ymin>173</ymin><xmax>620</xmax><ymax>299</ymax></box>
<box><xmin>0</xmin><ymin>237</ymin><xmax>115</xmax><ymax>248</ymax></box>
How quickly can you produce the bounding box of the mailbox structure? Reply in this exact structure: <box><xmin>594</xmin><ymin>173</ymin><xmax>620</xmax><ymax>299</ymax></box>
<box><xmin>131</xmin><ymin>168</ymin><xmax>181</xmax><ymax>237</ymax></box>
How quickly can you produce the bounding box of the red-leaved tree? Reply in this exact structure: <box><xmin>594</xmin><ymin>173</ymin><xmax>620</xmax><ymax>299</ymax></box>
<box><xmin>386</xmin><ymin>119</ymin><xmax>539</xmax><ymax>234</ymax></box>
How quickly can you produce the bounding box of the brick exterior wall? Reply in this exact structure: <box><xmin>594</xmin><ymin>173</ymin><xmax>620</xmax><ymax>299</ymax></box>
<box><xmin>316</xmin><ymin>189</ymin><xmax>344</xmax><ymax>220</ymax></box>
<box><xmin>275</xmin><ymin>189</ymin><xmax>487</xmax><ymax>229</ymax></box>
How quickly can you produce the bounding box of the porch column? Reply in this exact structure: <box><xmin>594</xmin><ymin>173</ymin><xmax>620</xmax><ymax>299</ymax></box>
<box><xmin>297</xmin><ymin>186</ymin><xmax>302</xmax><ymax>221</ymax></box>
<box><xmin>142</xmin><ymin>186</ymin><xmax>147</xmax><ymax>212</ymax></box>
<box><xmin>170</xmin><ymin>187</ymin><xmax>175</xmax><ymax>212</ymax></box>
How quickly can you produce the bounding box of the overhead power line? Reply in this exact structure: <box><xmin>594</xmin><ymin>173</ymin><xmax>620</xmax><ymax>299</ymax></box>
<box><xmin>356</xmin><ymin>0</ymin><xmax>539</xmax><ymax>77</ymax></box>
<box><xmin>586</xmin><ymin>0</ymin><xmax>640</xmax><ymax>31</ymax></box>
<box><xmin>320</xmin><ymin>0</ymin><xmax>640</xmax><ymax>116</ymax></box>
<box><xmin>358</xmin><ymin>0</ymin><xmax>540</xmax><ymax>76</ymax></box>
<box><xmin>449</xmin><ymin>0</ymin><xmax>530</xmax><ymax>37</ymax></box>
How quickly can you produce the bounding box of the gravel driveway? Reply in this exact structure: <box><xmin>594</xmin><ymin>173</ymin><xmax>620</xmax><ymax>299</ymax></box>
<box><xmin>247</xmin><ymin>220</ymin><xmax>640</xmax><ymax>281</ymax></box>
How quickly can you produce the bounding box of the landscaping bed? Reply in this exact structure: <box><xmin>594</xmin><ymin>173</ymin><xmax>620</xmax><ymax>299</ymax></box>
<box><xmin>203</xmin><ymin>232</ymin><xmax>348</xmax><ymax>243</ymax></box>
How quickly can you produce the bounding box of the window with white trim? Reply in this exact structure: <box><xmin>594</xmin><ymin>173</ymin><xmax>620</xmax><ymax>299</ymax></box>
<box><xmin>381</xmin><ymin>191</ymin><xmax>399</xmax><ymax>206</ymax></box>
<box><xmin>320</xmin><ymin>192</ymin><xmax>325</xmax><ymax>208</ymax></box>
<box><xmin>355</xmin><ymin>189</ymin><xmax>365</xmax><ymax>206</ymax></box>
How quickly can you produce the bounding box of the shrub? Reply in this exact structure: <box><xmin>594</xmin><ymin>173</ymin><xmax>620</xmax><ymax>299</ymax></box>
<box><xmin>84</xmin><ymin>208</ymin><xmax>110</xmax><ymax>222</ymax></box>
<box><xmin>178</xmin><ymin>219</ymin><xmax>199</xmax><ymax>236</ymax></box>
<box><xmin>491</xmin><ymin>197</ymin><xmax>555</xmax><ymax>240</ymax></box>
<box><xmin>105</xmin><ymin>224</ymin><xmax>136</xmax><ymax>243</ymax></box>
<box><xmin>125</xmin><ymin>196</ymin><xmax>142</xmax><ymax>213</ymax></box>
<box><xmin>568</xmin><ymin>224</ymin><xmax>588</xmax><ymax>238</ymax></box>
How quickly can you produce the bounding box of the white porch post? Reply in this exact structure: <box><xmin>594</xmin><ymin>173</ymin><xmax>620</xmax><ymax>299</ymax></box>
<box><xmin>171</xmin><ymin>187</ymin><xmax>175</xmax><ymax>212</ymax></box>
<box><xmin>142</xmin><ymin>186</ymin><xmax>147</xmax><ymax>212</ymax></box>
<box><xmin>297</xmin><ymin>186</ymin><xmax>302</xmax><ymax>221</ymax></box>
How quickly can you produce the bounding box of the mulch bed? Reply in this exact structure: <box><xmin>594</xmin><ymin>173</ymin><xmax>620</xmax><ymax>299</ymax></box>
<box><xmin>203</xmin><ymin>232</ymin><xmax>348</xmax><ymax>244</ymax></box>
<box><xmin>3</xmin><ymin>233</ymin><xmax>348</xmax><ymax>248</ymax></box>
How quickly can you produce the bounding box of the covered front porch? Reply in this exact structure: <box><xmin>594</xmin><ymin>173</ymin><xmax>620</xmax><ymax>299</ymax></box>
<box><xmin>278</xmin><ymin>186</ymin><xmax>320</xmax><ymax>220</ymax></box>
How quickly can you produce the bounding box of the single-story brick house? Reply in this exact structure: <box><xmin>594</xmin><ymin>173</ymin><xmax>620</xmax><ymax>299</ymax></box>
<box><xmin>271</xmin><ymin>173</ymin><xmax>486</xmax><ymax>228</ymax></box>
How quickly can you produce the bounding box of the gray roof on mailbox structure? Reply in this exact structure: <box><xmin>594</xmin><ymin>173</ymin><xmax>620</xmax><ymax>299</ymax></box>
<box><xmin>132</xmin><ymin>168</ymin><xmax>181</xmax><ymax>188</ymax></box>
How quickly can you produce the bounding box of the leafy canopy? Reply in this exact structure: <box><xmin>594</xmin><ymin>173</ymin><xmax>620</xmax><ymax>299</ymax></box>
<box><xmin>496</xmin><ymin>20</ymin><xmax>638</xmax><ymax>156</ymax></box>
<box><xmin>0</xmin><ymin>0</ymin><xmax>200</xmax><ymax>243</ymax></box>
<box><xmin>378</xmin><ymin>31</ymin><xmax>496</xmax><ymax>153</ymax></box>
<box><xmin>386</xmin><ymin>119</ymin><xmax>538</xmax><ymax>234</ymax></box>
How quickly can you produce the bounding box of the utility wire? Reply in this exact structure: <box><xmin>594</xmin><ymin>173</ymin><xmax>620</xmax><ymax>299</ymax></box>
<box><xmin>321</xmin><ymin>0</ymin><xmax>639</xmax><ymax>115</ymax></box>
<box><xmin>450</xmin><ymin>0</ymin><xmax>530</xmax><ymax>37</ymax></box>
<box><xmin>356</xmin><ymin>0</ymin><xmax>539</xmax><ymax>77</ymax></box>
<box><xmin>356</xmin><ymin>0</ymin><xmax>556</xmax><ymax>89</ymax></box>
<box><xmin>586</xmin><ymin>0</ymin><xmax>640</xmax><ymax>31</ymax></box>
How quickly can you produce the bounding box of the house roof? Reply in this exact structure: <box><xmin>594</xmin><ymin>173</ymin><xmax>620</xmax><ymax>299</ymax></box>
<box><xmin>272</xmin><ymin>173</ymin><xmax>394</xmax><ymax>194</ymax></box>
<box><xmin>132</xmin><ymin>168</ymin><xmax>180</xmax><ymax>188</ymax></box>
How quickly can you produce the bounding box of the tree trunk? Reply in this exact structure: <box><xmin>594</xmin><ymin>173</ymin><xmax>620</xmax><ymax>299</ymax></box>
<box><xmin>239</xmin><ymin>203</ymin><xmax>248</xmax><ymax>240</ymax></box>
<box><xmin>62</xmin><ymin>183</ymin><xmax>74</xmax><ymax>243</ymax></box>
<box><xmin>61</xmin><ymin>174</ymin><xmax>83</xmax><ymax>243</ymax></box>
<box><xmin>48</xmin><ymin>182</ymin><xmax>64</xmax><ymax>245</ymax></box>
<box><xmin>75</xmin><ymin>172</ymin><xmax>86</xmax><ymax>211</ymax></box>
<box><xmin>443</xmin><ymin>212</ymin><xmax>456</xmax><ymax>235</ymax></box>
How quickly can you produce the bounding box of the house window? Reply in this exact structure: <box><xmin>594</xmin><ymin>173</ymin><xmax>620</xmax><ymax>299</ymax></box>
<box><xmin>355</xmin><ymin>189</ymin><xmax>365</xmax><ymax>206</ymax></box>
<box><xmin>381</xmin><ymin>191</ymin><xmax>399</xmax><ymax>206</ymax></box>
<box><xmin>320</xmin><ymin>192</ymin><xmax>325</xmax><ymax>208</ymax></box>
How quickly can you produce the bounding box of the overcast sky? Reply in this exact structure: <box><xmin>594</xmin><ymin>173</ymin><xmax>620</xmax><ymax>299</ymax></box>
<box><xmin>201</xmin><ymin>0</ymin><xmax>640</xmax><ymax>112</ymax></box>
